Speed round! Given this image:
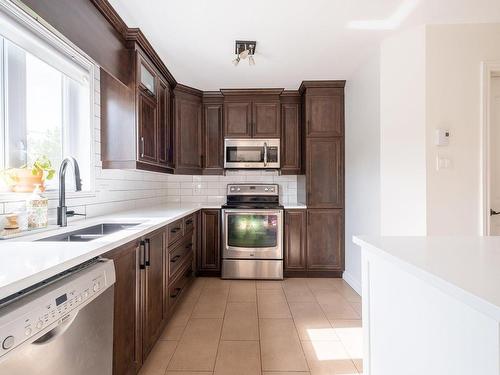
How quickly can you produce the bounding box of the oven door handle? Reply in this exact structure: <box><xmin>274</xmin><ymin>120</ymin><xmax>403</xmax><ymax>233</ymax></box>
<box><xmin>263</xmin><ymin>142</ymin><xmax>268</xmax><ymax>167</ymax></box>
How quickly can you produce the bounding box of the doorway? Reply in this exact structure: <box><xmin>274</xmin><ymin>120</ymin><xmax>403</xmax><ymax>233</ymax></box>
<box><xmin>481</xmin><ymin>63</ymin><xmax>500</xmax><ymax>235</ymax></box>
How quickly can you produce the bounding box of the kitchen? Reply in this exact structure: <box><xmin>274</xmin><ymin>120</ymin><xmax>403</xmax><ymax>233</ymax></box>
<box><xmin>0</xmin><ymin>1</ymin><xmax>499</xmax><ymax>375</ymax></box>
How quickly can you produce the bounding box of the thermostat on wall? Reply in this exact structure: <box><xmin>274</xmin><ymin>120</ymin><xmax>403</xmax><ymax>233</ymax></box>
<box><xmin>435</xmin><ymin>129</ymin><xmax>450</xmax><ymax>146</ymax></box>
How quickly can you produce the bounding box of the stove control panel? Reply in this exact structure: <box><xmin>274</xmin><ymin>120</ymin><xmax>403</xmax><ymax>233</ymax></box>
<box><xmin>227</xmin><ymin>184</ymin><xmax>279</xmax><ymax>196</ymax></box>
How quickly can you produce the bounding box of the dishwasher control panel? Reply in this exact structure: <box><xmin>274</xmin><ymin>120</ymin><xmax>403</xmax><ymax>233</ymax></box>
<box><xmin>0</xmin><ymin>259</ymin><xmax>115</xmax><ymax>360</ymax></box>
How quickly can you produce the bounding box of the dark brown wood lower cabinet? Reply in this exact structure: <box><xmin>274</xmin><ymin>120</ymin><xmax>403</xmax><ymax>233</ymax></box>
<box><xmin>198</xmin><ymin>209</ymin><xmax>221</xmax><ymax>275</ymax></box>
<box><xmin>104</xmin><ymin>241</ymin><xmax>142</xmax><ymax>375</ymax></box>
<box><xmin>142</xmin><ymin>230</ymin><xmax>166</xmax><ymax>358</ymax></box>
<box><xmin>284</xmin><ymin>210</ymin><xmax>307</xmax><ymax>275</ymax></box>
<box><xmin>306</xmin><ymin>209</ymin><xmax>344</xmax><ymax>275</ymax></box>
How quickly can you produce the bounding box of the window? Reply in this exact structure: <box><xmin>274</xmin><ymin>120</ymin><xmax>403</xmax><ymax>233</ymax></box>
<box><xmin>0</xmin><ymin>3</ymin><xmax>95</xmax><ymax>192</ymax></box>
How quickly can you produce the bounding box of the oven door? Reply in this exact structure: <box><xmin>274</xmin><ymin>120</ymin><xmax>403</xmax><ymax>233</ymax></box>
<box><xmin>224</xmin><ymin>139</ymin><xmax>280</xmax><ymax>169</ymax></box>
<box><xmin>222</xmin><ymin>209</ymin><xmax>283</xmax><ymax>259</ymax></box>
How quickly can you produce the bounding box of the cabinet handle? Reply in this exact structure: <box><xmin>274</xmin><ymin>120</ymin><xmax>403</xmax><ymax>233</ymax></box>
<box><xmin>185</xmin><ymin>243</ymin><xmax>193</xmax><ymax>250</ymax></box>
<box><xmin>170</xmin><ymin>255</ymin><xmax>181</xmax><ymax>263</ymax></box>
<box><xmin>170</xmin><ymin>227</ymin><xmax>181</xmax><ymax>234</ymax></box>
<box><xmin>185</xmin><ymin>219</ymin><xmax>193</xmax><ymax>225</ymax></box>
<box><xmin>145</xmin><ymin>238</ymin><xmax>151</xmax><ymax>267</ymax></box>
<box><xmin>139</xmin><ymin>241</ymin><xmax>146</xmax><ymax>269</ymax></box>
<box><xmin>140</xmin><ymin>137</ymin><xmax>145</xmax><ymax>158</ymax></box>
<box><xmin>263</xmin><ymin>142</ymin><xmax>268</xmax><ymax>167</ymax></box>
<box><xmin>170</xmin><ymin>287</ymin><xmax>182</xmax><ymax>298</ymax></box>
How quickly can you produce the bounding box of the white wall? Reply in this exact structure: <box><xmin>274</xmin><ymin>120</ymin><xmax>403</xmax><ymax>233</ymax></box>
<box><xmin>344</xmin><ymin>51</ymin><xmax>381</xmax><ymax>293</ymax></box>
<box><xmin>380</xmin><ymin>26</ymin><xmax>428</xmax><ymax>236</ymax></box>
<box><xmin>425</xmin><ymin>23</ymin><xmax>500</xmax><ymax>235</ymax></box>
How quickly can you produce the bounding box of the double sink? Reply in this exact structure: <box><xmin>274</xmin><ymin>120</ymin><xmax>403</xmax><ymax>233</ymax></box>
<box><xmin>37</xmin><ymin>223</ymin><xmax>139</xmax><ymax>242</ymax></box>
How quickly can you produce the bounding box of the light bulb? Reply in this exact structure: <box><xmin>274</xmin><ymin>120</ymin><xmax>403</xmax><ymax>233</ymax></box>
<box><xmin>239</xmin><ymin>49</ymin><xmax>249</xmax><ymax>59</ymax></box>
<box><xmin>248</xmin><ymin>55</ymin><xmax>255</xmax><ymax>66</ymax></box>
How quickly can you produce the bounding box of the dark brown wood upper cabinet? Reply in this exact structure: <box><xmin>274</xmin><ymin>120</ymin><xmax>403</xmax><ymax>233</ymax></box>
<box><xmin>104</xmin><ymin>241</ymin><xmax>142</xmax><ymax>375</ymax></box>
<box><xmin>138</xmin><ymin>91</ymin><xmax>158</xmax><ymax>164</ymax></box>
<box><xmin>306</xmin><ymin>209</ymin><xmax>343</xmax><ymax>272</ymax></box>
<box><xmin>305</xmin><ymin>88</ymin><xmax>344</xmax><ymax>137</ymax></box>
<box><xmin>280</xmin><ymin>98</ymin><xmax>301</xmax><ymax>174</ymax></box>
<box><xmin>174</xmin><ymin>85</ymin><xmax>203</xmax><ymax>174</ymax></box>
<box><xmin>224</xmin><ymin>101</ymin><xmax>252</xmax><ymax>138</ymax></box>
<box><xmin>203</xmin><ymin>101</ymin><xmax>224</xmax><ymax>174</ymax></box>
<box><xmin>284</xmin><ymin>210</ymin><xmax>307</xmax><ymax>274</ymax></box>
<box><xmin>222</xmin><ymin>89</ymin><xmax>282</xmax><ymax>139</ymax></box>
<box><xmin>252</xmin><ymin>101</ymin><xmax>280</xmax><ymax>138</ymax></box>
<box><xmin>306</xmin><ymin>137</ymin><xmax>343</xmax><ymax>208</ymax></box>
<box><xmin>157</xmin><ymin>78</ymin><xmax>171</xmax><ymax>166</ymax></box>
<box><xmin>142</xmin><ymin>230</ymin><xmax>166</xmax><ymax>358</ymax></box>
<box><xmin>198</xmin><ymin>209</ymin><xmax>221</xmax><ymax>275</ymax></box>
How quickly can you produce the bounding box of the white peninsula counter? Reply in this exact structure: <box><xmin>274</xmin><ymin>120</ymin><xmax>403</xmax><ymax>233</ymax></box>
<box><xmin>353</xmin><ymin>236</ymin><xmax>500</xmax><ymax>375</ymax></box>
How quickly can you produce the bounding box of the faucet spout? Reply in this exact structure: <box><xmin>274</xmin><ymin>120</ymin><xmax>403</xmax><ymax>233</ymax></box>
<box><xmin>57</xmin><ymin>157</ymin><xmax>83</xmax><ymax>227</ymax></box>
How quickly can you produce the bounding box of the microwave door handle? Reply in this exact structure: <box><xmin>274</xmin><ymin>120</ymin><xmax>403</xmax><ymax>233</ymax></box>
<box><xmin>264</xmin><ymin>142</ymin><xmax>268</xmax><ymax>167</ymax></box>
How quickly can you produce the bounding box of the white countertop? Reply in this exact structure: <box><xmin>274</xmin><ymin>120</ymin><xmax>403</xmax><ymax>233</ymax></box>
<box><xmin>353</xmin><ymin>236</ymin><xmax>500</xmax><ymax>321</ymax></box>
<box><xmin>0</xmin><ymin>204</ymin><xmax>220</xmax><ymax>301</ymax></box>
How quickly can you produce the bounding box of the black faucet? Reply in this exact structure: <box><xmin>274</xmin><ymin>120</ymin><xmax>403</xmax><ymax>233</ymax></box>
<box><xmin>57</xmin><ymin>157</ymin><xmax>85</xmax><ymax>227</ymax></box>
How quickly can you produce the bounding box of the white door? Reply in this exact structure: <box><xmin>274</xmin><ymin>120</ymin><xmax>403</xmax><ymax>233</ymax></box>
<box><xmin>490</xmin><ymin>77</ymin><xmax>500</xmax><ymax>235</ymax></box>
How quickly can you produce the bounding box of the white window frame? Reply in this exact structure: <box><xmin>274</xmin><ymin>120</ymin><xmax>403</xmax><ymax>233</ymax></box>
<box><xmin>0</xmin><ymin>0</ymin><xmax>98</xmax><ymax>200</ymax></box>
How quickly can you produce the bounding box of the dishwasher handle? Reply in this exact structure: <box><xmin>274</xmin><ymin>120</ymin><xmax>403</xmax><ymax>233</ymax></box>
<box><xmin>32</xmin><ymin>310</ymin><xmax>79</xmax><ymax>345</ymax></box>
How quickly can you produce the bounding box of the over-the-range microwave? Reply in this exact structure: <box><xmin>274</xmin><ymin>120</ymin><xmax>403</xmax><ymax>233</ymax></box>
<box><xmin>224</xmin><ymin>139</ymin><xmax>280</xmax><ymax>169</ymax></box>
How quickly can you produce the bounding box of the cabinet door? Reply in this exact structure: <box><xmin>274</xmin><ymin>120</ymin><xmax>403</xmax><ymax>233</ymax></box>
<box><xmin>143</xmin><ymin>230</ymin><xmax>166</xmax><ymax>357</ymax></box>
<box><xmin>306</xmin><ymin>137</ymin><xmax>343</xmax><ymax>208</ymax></box>
<box><xmin>104</xmin><ymin>242</ymin><xmax>142</xmax><ymax>375</ymax></box>
<box><xmin>284</xmin><ymin>210</ymin><xmax>306</xmax><ymax>272</ymax></box>
<box><xmin>306</xmin><ymin>90</ymin><xmax>343</xmax><ymax>137</ymax></box>
<box><xmin>198</xmin><ymin>209</ymin><xmax>221</xmax><ymax>274</ymax></box>
<box><xmin>224</xmin><ymin>101</ymin><xmax>252</xmax><ymax>138</ymax></box>
<box><xmin>281</xmin><ymin>103</ymin><xmax>301</xmax><ymax>173</ymax></box>
<box><xmin>203</xmin><ymin>103</ymin><xmax>223</xmax><ymax>173</ymax></box>
<box><xmin>252</xmin><ymin>101</ymin><xmax>280</xmax><ymax>138</ymax></box>
<box><xmin>306</xmin><ymin>209</ymin><xmax>343</xmax><ymax>271</ymax></box>
<box><xmin>157</xmin><ymin>78</ymin><xmax>171</xmax><ymax>166</ymax></box>
<box><xmin>138</xmin><ymin>91</ymin><xmax>158</xmax><ymax>163</ymax></box>
<box><xmin>175</xmin><ymin>96</ymin><xmax>202</xmax><ymax>170</ymax></box>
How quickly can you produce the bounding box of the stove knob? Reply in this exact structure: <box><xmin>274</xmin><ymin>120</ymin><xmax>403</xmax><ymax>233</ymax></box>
<box><xmin>237</xmin><ymin>188</ymin><xmax>241</xmax><ymax>191</ymax></box>
<box><xmin>93</xmin><ymin>283</ymin><xmax>100</xmax><ymax>292</ymax></box>
<box><xmin>25</xmin><ymin>328</ymin><xmax>32</xmax><ymax>336</ymax></box>
<box><xmin>2</xmin><ymin>336</ymin><xmax>14</xmax><ymax>350</ymax></box>
<box><xmin>264</xmin><ymin>188</ymin><xmax>269</xmax><ymax>192</ymax></box>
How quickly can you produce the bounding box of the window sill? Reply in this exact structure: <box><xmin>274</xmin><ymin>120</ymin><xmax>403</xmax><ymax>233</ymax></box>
<box><xmin>0</xmin><ymin>190</ymin><xmax>96</xmax><ymax>204</ymax></box>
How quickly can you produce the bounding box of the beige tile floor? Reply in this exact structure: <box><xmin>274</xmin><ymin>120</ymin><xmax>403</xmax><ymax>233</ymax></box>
<box><xmin>139</xmin><ymin>277</ymin><xmax>363</xmax><ymax>375</ymax></box>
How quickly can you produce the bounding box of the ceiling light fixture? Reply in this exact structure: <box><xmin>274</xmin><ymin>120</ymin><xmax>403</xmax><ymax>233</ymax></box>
<box><xmin>233</xmin><ymin>40</ymin><xmax>257</xmax><ymax>66</ymax></box>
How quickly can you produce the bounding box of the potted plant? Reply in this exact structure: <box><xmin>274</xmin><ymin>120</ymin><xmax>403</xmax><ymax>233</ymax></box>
<box><xmin>1</xmin><ymin>156</ymin><xmax>56</xmax><ymax>193</ymax></box>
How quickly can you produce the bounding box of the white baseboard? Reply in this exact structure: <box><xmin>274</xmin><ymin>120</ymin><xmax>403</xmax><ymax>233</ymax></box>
<box><xmin>343</xmin><ymin>271</ymin><xmax>362</xmax><ymax>296</ymax></box>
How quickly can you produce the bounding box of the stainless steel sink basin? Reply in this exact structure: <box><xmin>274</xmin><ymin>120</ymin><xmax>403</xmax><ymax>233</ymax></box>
<box><xmin>37</xmin><ymin>223</ymin><xmax>139</xmax><ymax>242</ymax></box>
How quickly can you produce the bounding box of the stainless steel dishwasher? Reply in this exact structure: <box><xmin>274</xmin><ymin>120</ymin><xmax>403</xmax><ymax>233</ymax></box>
<box><xmin>0</xmin><ymin>258</ymin><xmax>116</xmax><ymax>375</ymax></box>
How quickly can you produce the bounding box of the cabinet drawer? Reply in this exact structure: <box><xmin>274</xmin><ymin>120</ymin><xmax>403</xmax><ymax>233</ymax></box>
<box><xmin>169</xmin><ymin>238</ymin><xmax>194</xmax><ymax>278</ymax></box>
<box><xmin>168</xmin><ymin>263</ymin><xmax>192</xmax><ymax>310</ymax></box>
<box><xmin>183</xmin><ymin>214</ymin><xmax>195</xmax><ymax>234</ymax></box>
<box><xmin>167</xmin><ymin>219</ymin><xmax>184</xmax><ymax>245</ymax></box>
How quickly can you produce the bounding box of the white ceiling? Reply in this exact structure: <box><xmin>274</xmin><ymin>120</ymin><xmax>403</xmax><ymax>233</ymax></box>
<box><xmin>109</xmin><ymin>0</ymin><xmax>500</xmax><ymax>90</ymax></box>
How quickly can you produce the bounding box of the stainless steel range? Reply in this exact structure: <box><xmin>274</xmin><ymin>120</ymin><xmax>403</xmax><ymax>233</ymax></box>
<box><xmin>221</xmin><ymin>184</ymin><xmax>283</xmax><ymax>280</ymax></box>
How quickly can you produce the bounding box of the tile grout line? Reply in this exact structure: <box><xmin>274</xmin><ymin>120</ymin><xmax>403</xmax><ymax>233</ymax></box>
<box><xmin>310</xmin><ymin>279</ymin><xmax>362</xmax><ymax>375</ymax></box>
<box><xmin>281</xmin><ymin>280</ymin><xmax>311</xmax><ymax>373</ymax></box>
<box><xmin>255</xmin><ymin>282</ymin><xmax>263</xmax><ymax>375</ymax></box>
<box><xmin>162</xmin><ymin>278</ymin><xmax>206</xmax><ymax>375</ymax></box>
<box><xmin>211</xmin><ymin>281</ymin><xmax>230</xmax><ymax>375</ymax></box>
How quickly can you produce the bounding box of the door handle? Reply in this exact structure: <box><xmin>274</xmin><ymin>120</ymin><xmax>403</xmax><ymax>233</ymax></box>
<box><xmin>139</xmin><ymin>241</ymin><xmax>146</xmax><ymax>269</ymax></box>
<box><xmin>491</xmin><ymin>209</ymin><xmax>500</xmax><ymax>216</ymax></box>
<box><xmin>264</xmin><ymin>142</ymin><xmax>268</xmax><ymax>167</ymax></box>
<box><xmin>145</xmin><ymin>238</ymin><xmax>151</xmax><ymax>267</ymax></box>
<box><xmin>170</xmin><ymin>255</ymin><xmax>181</xmax><ymax>263</ymax></box>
